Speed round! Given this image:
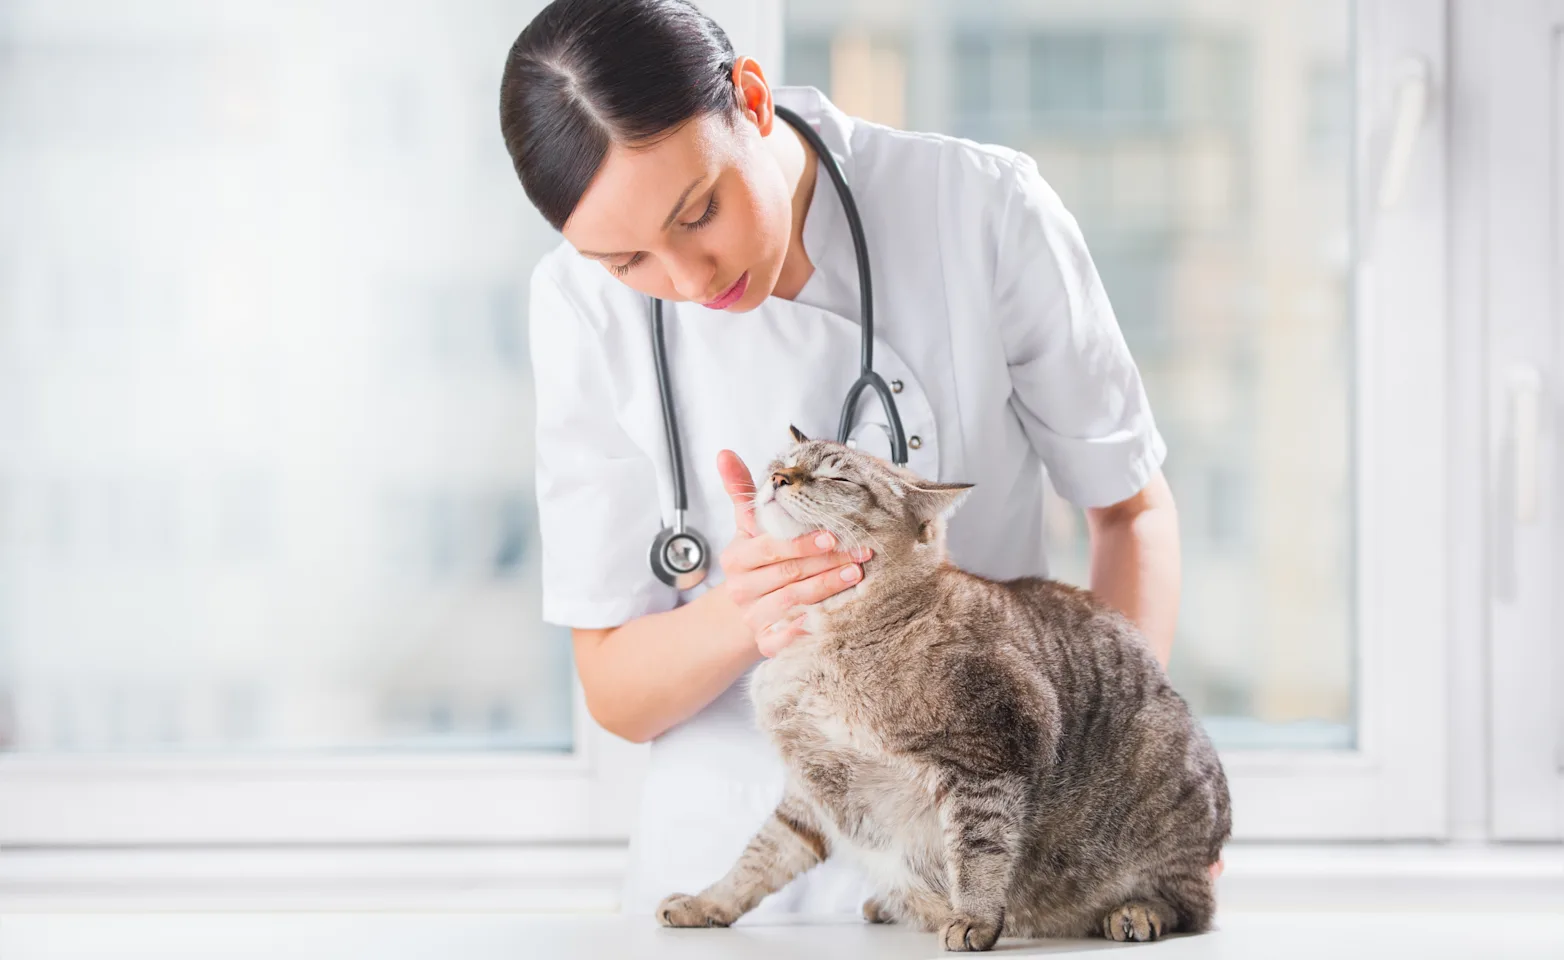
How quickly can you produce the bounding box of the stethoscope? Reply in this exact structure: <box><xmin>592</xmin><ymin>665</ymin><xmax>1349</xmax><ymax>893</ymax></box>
<box><xmin>648</xmin><ymin>103</ymin><xmax>908</xmax><ymax>590</ymax></box>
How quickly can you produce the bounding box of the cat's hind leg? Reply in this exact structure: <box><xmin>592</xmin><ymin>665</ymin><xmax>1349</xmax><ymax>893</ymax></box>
<box><xmin>1096</xmin><ymin>861</ymin><xmax>1215</xmax><ymax>941</ymax></box>
<box><xmin>1153</xmin><ymin>861</ymin><xmax>1217</xmax><ymax>934</ymax></box>
<box><xmin>862</xmin><ymin>897</ymin><xmax>896</xmax><ymax>923</ymax></box>
<box><xmin>656</xmin><ymin>791</ymin><xmax>827</xmax><ymax>928</ymax></box>
<box><xmin>862</xmin><ymin>885</ymin><xmax>954</xmax><ymax>929</ymax></box>
<box><xmin>1100</xmin><ymin>899</ymin><xmax>1175</xmax><ymax>942</ymax></box>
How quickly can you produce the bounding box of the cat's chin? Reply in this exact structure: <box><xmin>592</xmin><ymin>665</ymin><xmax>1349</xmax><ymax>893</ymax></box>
<box><xmin>756</xmin><ymin>498</ymin><xmax>813</xmax><ymax>542</ymax></box>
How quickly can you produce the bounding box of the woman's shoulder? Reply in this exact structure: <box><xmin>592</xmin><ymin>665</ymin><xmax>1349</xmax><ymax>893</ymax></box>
<box><xmin>849</xmin><ymin>114</ymin><xmax>1039</xmax><ymax>214</ymax></box>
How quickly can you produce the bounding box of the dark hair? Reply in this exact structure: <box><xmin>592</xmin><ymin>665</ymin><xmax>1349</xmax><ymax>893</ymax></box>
<box><xmin>499</xmin><ymin>0</ymin><xmax>743</xmax><ymax>232</ymax></box>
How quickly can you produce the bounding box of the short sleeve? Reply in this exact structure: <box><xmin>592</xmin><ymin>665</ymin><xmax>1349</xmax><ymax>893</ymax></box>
<box><xmin>528</xmin><ymin>263</ymin><xmax>676</xmax><ymax>629</ymax></box>
<box><xmin>992</xmin><ymin>151</ymin><xmax>1167</xmax><ymax>509</ymax></box>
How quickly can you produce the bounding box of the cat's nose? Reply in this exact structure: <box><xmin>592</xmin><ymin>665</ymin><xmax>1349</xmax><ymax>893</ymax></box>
<box><xmin>770</xmin><ymin>471</ymin><xmax>792</xmax><ymax>488</ymax></box>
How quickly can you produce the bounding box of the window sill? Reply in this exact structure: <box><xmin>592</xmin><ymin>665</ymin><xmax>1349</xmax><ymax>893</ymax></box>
<box><xmin>0</xmin><ymin>842</ymin><xmax>1559</xmax><ymax>913</ymax></box>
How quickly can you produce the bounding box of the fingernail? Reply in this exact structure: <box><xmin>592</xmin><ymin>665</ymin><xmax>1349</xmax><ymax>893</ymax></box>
<box><xmin>840</xmin><ymin>564</ymin><xmax>861</xmax><ymax>582</ymax></box>
<box><xmin>815</xmin><ymin>533</ymin><xmax>834</xmax><ymax>549</ymax></box>
<box><xmin>850</xmin><ymin>547</ymin><xmax>872</xmax><ymax>561</ymax></box>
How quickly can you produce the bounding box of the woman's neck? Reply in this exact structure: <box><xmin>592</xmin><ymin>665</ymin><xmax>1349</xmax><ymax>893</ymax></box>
<box><xmin>768</xmin><ymin>116</ymin><xmax>818</xmax><ymax>301</ymax></box>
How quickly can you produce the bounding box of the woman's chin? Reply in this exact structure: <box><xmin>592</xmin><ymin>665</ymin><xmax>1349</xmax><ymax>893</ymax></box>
<box><xmin>757</xmin><ymin>499</ymin><xmax>811</xmax><ymax>541</ymax></box>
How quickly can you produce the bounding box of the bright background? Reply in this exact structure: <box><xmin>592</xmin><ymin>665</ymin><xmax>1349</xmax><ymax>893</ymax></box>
<box><xmin>0</xmin><ymin>0</ymin><xmax>1560</xmax><ymax>917</ymax></box>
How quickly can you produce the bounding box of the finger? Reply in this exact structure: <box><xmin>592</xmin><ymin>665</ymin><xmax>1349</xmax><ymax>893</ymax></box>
<box><xmin>757</xmin><ymin>615</ymin><xmax>807</xmax><ymax>658</ymax></box>
<box><xmin>726</xmin><ymin>529</ymin><xmax>836</xmax><ymax>574</ymax></box>
<box><xmin>749</xmin><ymin>563</ymin><xmax>862</xmax><ymax>628</ymax></box>
<box><xmin>716</xmin><ymin>449</ymin><xmax>759</xmax><ymax>537</ymax></box>
<box><xmin>730</xmin><ymin>548</ymin><xmax>872</xmax><ymax>605</ymax></box>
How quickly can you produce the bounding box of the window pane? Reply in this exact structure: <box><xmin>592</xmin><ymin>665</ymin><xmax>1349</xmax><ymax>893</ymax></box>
<box><xmin>0</xmin><ymin>2</ymin><xmax>573</xmax><ymax>753</ymax></box>
<box><xmin>784</xmin><ymin>1</ymin><xmax>1355</xmax><ymax>750</ymax></box>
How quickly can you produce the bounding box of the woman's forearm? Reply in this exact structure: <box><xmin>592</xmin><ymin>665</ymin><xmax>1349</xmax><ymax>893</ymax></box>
<box><xmin>572</xmin><ymin>584</ymin><xmax>760</xmax><ymax>743</ymax></box>
<box><xmin>1085</xmin><ymin>472</ymin><xmax>1182</xmax><ymax>667</ymax></box>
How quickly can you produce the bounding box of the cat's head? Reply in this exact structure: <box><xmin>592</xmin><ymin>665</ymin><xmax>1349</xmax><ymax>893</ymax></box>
<box><xmin>754</xmin><ymin>424</ymin><xmax>973</xmax><ymax>564</ymax></box>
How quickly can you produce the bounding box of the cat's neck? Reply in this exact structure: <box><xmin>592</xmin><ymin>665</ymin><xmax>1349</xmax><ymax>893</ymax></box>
<box><xmin>819</xmin><ymin>554</ymin><xmax>953</xmax><ymax>640</ymax></box>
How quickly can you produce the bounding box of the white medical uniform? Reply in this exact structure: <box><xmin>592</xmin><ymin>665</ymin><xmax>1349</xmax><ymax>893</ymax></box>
<box><xmin>526</xmin><ymin>85</ymin><xmax>1167</xmax><ymax>920</ymax></box>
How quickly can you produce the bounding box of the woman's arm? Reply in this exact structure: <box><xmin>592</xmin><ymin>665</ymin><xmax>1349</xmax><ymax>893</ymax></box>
<box><xmin>1084</xmin><ymin>468</ymin><xmax>1182</xmax><ymax>667</ymax></box>
<box><xmin>571</xmin><ymin>584</ymin><xmax>757</xmax><ymax>744</ymax></box>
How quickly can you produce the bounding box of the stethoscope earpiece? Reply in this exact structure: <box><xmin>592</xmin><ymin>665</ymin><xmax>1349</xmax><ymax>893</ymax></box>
<box><xmin>644</xmin><ymin>103</ymin><xmax>908</xmax><ymax>590</ymax></box>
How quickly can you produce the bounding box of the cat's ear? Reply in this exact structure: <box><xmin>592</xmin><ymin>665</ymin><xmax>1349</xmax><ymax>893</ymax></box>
<box><xmin>908</xmin><ymin>480</ymin><xmax>974</xmax><ymax>543</ymax></box>
<box><xmin>788</xmin><ymin>424</ymin><xmax>810</xmax><ymax>444</ymax></box>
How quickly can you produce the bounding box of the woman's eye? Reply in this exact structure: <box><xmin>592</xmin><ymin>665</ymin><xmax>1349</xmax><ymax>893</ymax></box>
<box><xmin>608</xmin><ymin>252</ymin><xmax>646</xmax><ymax>277</ymax></box>
<box><xmin>682</xmin><ymin>193</ymin><xmax>720</xmax><ymax>230</ymax></box>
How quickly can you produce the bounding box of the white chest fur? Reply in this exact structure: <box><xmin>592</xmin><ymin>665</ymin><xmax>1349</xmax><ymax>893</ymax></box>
<box><xmin>747</xmin><ymin>641</ymin><xmax>947</xmax><ymax>895</ymax></box>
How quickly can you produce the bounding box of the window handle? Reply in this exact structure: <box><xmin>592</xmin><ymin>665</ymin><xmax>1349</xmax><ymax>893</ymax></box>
<box><xmin>1509</xmin><ymin>365</ymin><xmax>1544</xmax><ymax>526</ymax></box>
<box><xmin>1496</xmin><ymin>365</ymin><xmax>1545</xmax><ymax>603</ymax></box>
<box><xmin>1376</xmin><ymin>55</ymin><xmax>1431</xmax><ymax>210</ymax></box>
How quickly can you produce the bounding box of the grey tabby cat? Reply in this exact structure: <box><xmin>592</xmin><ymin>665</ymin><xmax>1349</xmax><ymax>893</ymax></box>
<box><xmin>656</xmin><ymin>427</ymin><xmax>1230</xmax><ymax>950</ymax></box>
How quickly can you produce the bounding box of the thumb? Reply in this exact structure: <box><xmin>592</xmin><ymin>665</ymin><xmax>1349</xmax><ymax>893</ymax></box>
<box><xmin>717</xmin><ymin>449</ymin><xmax>759</xmax><ymax>537</ymax></box>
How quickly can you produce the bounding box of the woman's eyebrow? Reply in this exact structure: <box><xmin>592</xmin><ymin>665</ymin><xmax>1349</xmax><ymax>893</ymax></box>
<box><xmin>578</xmin><ymin>174</ymin><xmax>707</xmax><ymax>259</ymax></box>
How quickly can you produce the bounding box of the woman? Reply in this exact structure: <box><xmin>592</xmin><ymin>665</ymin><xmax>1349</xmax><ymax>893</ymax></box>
<box><xmin>499</xmin><ymin>0</ymin><xmax>1194</xmax><ymax>920</ymax></box>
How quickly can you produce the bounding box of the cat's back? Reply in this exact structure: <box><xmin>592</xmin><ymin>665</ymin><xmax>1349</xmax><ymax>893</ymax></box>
<box><xmin>917</xmin><ymin>570</ymin><xmax>1215</xmax><ymax>776</ymax></box>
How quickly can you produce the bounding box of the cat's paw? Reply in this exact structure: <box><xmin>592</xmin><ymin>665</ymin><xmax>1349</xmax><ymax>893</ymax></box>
<box><xmin>862</xmin><ymin>897</ymin><xmax>896</xmax><ymax>924</ymax></box>
<box><xmin>1101</xmin><ymin>900</ymin><xmax>1169</xmax><ymax>942</ymax></box>
<box><xmin>939</xmin><ymin>912</ymin><xmax>1002</xmax><ymax>952</ymax></box>
<box><xmin>655</xmin><ymin>893</ymin><xmax>735</xmax><ymax>928</ymax></box>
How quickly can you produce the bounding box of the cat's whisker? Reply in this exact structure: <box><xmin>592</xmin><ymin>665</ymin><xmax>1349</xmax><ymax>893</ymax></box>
<box><xmin>786</xmin><ymin>496</ymin><xmax>884</xmax><ymax>557</ymax></box>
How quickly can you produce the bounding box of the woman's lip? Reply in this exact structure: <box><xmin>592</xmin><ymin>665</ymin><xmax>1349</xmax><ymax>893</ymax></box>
<box><xmin>702</xmin><ymin>271</ymin><xmax>749</xmax><ymax>309</ymax></box>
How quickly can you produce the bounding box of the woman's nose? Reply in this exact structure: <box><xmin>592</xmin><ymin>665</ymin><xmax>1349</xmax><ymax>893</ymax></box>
<box><xmin>665</xmin><ymin>256</ymin><xmax>718</xmax><ymax>302</ymax></box>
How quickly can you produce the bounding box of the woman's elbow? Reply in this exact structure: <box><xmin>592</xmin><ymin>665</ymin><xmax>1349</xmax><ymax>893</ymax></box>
<box><xmin>570</xmin><ymin>627</ymin><xmax>664</xmax><ymax>744</ymax></box>
<box><xmin>583</xmin><ymin>693</ymin><xmax>658</xmax><ymax>744</ymax></box>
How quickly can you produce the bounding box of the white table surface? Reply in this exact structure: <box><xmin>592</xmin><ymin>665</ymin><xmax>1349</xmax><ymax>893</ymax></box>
<box><xmin>2</xmin><ymin>911</ymin><xmax>1562</xmax><ymax>960</ymax></box>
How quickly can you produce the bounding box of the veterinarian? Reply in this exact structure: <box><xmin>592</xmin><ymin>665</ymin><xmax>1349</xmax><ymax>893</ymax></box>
<box><xmin>501</xmin><ymin>0</ymin><xmax>1204</xmax><ymax>918</ymax></box>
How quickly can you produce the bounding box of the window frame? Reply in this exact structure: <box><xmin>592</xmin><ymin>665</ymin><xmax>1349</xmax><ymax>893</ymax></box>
<box><xmin>1215</xmin><ymin>0</ymin><xmax>1451</xmax><ymax>840</ymax></box>
<box><xmin>0</xmin><ymin>689</ymin><xmax>648</xmax><ymax>844</ymax></box>
<box><xmin>1482</xmin><ymin>0</ymin><xmax>1564</xmax><ymax>840</ymax></box>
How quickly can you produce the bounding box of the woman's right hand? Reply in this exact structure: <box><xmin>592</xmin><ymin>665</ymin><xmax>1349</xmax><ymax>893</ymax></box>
<box><xmin>716</xmin><ymin>449</ymin><xmax>872</xmax><ymax>656</ymax></box>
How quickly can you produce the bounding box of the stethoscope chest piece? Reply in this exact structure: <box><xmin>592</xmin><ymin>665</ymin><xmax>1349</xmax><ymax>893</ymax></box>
<box><xmin>649</xmin><ymin>520</ymin><xmax>709</xmax><ymax>590</ymax></box>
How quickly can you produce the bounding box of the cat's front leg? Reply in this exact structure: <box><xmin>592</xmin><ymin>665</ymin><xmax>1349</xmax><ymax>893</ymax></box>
<box><xmin>655</xmin><ymin>788</ymin><xmax>828</xmax><ymax>928</ymax></box>
<box><xmin>933</xmin><ymin>773</ymin><xmax>1027</xmax><ymax>952</ymax></box>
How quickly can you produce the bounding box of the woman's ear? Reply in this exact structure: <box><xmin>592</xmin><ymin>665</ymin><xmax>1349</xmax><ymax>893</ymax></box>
<box><xmin>731</xmin><ymin>56</ymin><xmax>774</xmax><ymax>134</ymax></box>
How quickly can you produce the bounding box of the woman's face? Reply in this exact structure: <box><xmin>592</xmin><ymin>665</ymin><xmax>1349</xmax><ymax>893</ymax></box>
<box><xmin>560</xmin><ymin>68</ymin><xmax>793</xmax><ymax>313</ymax></box>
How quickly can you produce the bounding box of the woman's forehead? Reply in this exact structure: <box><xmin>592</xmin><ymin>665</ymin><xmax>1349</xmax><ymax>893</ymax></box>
<box><xmin>562</xmin><ymin>114</ymin><xmax>738</xmax><ymax>253</ymax></box>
